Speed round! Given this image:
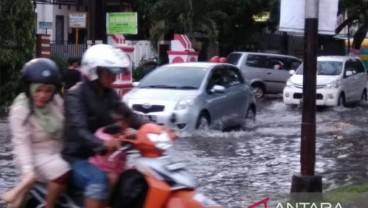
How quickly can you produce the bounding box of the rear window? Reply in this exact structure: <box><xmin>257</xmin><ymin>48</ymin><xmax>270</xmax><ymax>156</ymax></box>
<box><xmin>227</xmin><ymin>53</ymin><xmax>242</xmax><ymax>65</ymax></box>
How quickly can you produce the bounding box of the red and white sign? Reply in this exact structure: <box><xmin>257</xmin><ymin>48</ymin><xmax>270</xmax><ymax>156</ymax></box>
<box><xmin>167</xmin><ymin>34</ymin><xmax>200</xmax><ymax>63</ymax></box>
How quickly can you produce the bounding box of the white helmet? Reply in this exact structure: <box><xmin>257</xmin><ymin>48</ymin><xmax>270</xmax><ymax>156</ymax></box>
<box><xmin>80</xmin><ymin>44</ymin><xmax>131</xmax><ymax>80</ymax></box>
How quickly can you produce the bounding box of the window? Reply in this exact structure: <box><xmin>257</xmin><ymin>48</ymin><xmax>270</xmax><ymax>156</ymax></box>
<box><xmin>344</xmin><ymin>61</ymin><xmax>357</xmax><ymax>77</ymax></box>
<box><xmin>267</xmin><ymin>57</ymin><xmax>290</xmax><ymax>70</ymax></box>
<box><xmin>207</xmin><ymin>68</ymin><xmax>225</xmax><ymax>90</ymax></box>
<box><xmin>227</xmin><ymin>53</ymin><xmax>242</xmax><ymax>65</ymax></box>
<box><xmin>223</xmin><ymin>67</ymin><xmax>244</xmax><ymax>87</ymax></box>
<box><xmin>246</xmin><ymin>55</ymin><xmax>267</xmax><ymax>68</ymax></box>
<box><xmin>353</xmin><ymin>59</ymin><xmax>366</xmax><ymax>73</ymax></box>
<box><xmin>55</xmin><ymin>15</ymin><xmax>64</xmax><ymax>43</ymax></box>
<box><xmin>289</xmin><ymin>59</ymin><xmax>302</xmax><ymax>70</ymax></box>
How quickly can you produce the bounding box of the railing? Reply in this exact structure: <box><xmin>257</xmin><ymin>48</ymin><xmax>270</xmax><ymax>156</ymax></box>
<box><xmin>50</xmin><ymin>42</ymin><xmax>87</xmax><ymax>60</ymax></box>
<box><xmin>33</xmin><ymin>0</ymin><xmax>82</xmax><ymax>6</ymax></box>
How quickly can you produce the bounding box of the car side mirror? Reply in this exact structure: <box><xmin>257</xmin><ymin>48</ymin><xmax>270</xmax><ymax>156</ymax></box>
<box><xmin>211</xmin><ymin>85</ymin><xmax>225</xmax><ymax>93</ymax></box>
<box><xmin>346</xmin><ymin>71</ymin><xmax>353</xmax><ymax>76</ymax></box>
<box><xmin>289</xmin><ymin>70</ymin><xmax>296</xmax><ymax>75</ymax></box>
<box><xmin>132</xmin><ymin>82</ymin><xmax>140</xmax><ymax>87</ymax></box>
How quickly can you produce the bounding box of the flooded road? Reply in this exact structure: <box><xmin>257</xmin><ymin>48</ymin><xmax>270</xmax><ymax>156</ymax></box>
<box><xmin>1</xmin><ymin>98</ymin><xmax>368</xmax><ymax>207</ymax></box>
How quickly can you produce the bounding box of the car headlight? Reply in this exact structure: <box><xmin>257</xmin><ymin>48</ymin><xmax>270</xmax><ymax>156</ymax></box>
<box><xmin>175</xmin><ymin>96</ymin><xmax>196</xmax><ymax>110</ymax></box>
<box><xmin>147</xmin><ymin>132</ymin><xmax>173</xmax><ymax>151</ymax></box>
<box><xmin>325</xmin><ymin>80</ymin><xmax>340</xmax><ymax>89</ymax></box>
<box><xmin>286</xmin><ymin>79</ymin><xmax>295</xmax><ymax>87</ymax></box>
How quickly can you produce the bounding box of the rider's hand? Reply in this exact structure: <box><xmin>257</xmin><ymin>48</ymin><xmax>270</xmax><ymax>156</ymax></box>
<box><xmin>103</xmin><ymin>139</ymin><xmax>121</xmax><ymax>152</ymax></box>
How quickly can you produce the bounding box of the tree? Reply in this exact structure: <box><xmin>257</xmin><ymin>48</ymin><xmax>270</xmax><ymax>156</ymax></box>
<box><xmin>336</xmin><ymin>0</ymin><xmax>368</xmax><ymax>53</ymax></box>
<box><xmin>0</xmin><ymin>0</ymin><xmax>35</xmax><ymax>107</ymax></box>
<box><xmin>134</xmin><ymin>0</ymin><xmax>278</xmax><ymax>55</ymax></box>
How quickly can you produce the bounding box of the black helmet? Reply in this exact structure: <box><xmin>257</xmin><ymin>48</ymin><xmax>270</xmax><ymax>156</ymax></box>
<box><xmin>20</xmin><ymin>58</ymin><xmax>61</xmax><ymax>97</ymax></box>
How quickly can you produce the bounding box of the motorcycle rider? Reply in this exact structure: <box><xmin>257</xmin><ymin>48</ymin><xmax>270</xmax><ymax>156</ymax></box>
<box><xmin>2</xmin><ymin>58</ymin><xmax>70</xmax><ymax>208</ymax></box>
<box><xmin>61</xmin><ymin>44</ymin><xmax>147</xmax><ymax>208</ymax></box>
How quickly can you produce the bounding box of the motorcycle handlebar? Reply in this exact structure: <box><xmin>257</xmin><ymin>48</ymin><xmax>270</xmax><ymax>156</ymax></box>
<box><xmin>108</xmin><ymin>143</ymin><xmax>133</xmax><ymax>161</ymax></box>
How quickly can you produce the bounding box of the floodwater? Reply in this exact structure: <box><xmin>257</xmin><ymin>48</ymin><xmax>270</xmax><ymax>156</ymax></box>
<box><xmin>1</xmin><ymin>98</ymin><xmax>368</xmax><ymax>207</ymax></box>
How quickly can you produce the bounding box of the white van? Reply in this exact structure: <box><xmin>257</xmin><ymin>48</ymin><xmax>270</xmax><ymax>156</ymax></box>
<box><xmin>283</xmin><ymin>56</ymin><xmax>368</xmax><ymax>106</ymax></box>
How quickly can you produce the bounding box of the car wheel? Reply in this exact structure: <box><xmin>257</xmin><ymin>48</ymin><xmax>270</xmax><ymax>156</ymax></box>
<box><xmin>338</xmin><ymin>93</ymin><xmax>346</xmax><ymax>107</ymax></box>
<box><xmin>242</xmin><ymin>107</ymin><xmax>256</xmax><ymax>130</ymax></box>
<box><xmin>252</xmin><ymin>86</ymin><xmax>264</xmax><ymax>98</ymax></box>
<box><xmin>361</xmin><ymin>90</ymin><xmax>367</xmax><ymax>102</ymax></box>
<box><xmin>195</xmin><ymin>112</ymin><xmax>210</xmax><ymax>131</ymax></box>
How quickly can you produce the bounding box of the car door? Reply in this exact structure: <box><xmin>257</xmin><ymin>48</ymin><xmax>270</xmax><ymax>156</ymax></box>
<box><xmin>341</xmin><ymin>60</ymin><xmax>357</xmax><ymax>102</ymax></box>
<box><xmin>204</xmin><ymin>67</ymin><xmax>233</xmax><ymax>128</ymax></box>
<box><xmin>264</xmin><ymin>56</ymin><xmax>301</xmax><ymax>94</ymax></box>
<box><xmin>221</xmin><ymin>66</ymin><xmax>249</xmax><ymax>125</ymax></box>
<box><xmin>243</xmin><ymin>54</ymin><xmax>267</xmax><ymax>83</ymax></box>
<box><xmin>352</xmin><ymin>59</ymin><xmax>368</xmax><ymax>101</ymax></box>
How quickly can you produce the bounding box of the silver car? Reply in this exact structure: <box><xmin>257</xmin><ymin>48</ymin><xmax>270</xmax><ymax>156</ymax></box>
<box><xmin>227</xmin><ymin>52</ymin><xmax>302</xmax><ymax>97</ymax></box>
<box><xmin>123</xmin><ymin>62</ymin><xmax>257</xmax><ymax>131</ymax></box>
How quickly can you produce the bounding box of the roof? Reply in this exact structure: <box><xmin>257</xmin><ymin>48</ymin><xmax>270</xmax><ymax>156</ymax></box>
<box><xmin>163</xmin><ymin>62</ymin><xmax>233</xmax><ymax>69</ymax></box>
<box><xmin>229</xmin><ymin>51</ymin><xmax>300</xmax><ymax>59</ymax></box>
<box><xmin>317</xmin><ymin>55</ymin><xmax>361</xmax><ymax>62</ymax></box>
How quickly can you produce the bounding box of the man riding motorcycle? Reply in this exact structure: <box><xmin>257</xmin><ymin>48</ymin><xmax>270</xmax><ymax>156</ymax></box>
<box><xmin>61</xmin><ymin>44</ymin><xmax>147</xmax><ymax>208</ymax></box>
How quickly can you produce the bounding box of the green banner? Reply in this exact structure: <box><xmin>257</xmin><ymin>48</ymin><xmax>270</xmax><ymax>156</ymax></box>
<box><xmin>106</xmin><ymin>12</ymin><xmax>138</xmax><ymax>35</ymax></box>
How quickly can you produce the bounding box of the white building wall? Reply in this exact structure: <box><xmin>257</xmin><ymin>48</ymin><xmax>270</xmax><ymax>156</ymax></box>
<box><xmin>35</xmin><ymin>4</ymin><xmax>81</xmax><ymax>42</ymax></box>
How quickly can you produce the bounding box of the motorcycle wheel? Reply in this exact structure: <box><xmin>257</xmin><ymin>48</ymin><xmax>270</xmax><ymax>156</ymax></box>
<box><xmin>110</xmin><ymin>169</ymin><xmax>148</xmax><ymax>208</ymax></box>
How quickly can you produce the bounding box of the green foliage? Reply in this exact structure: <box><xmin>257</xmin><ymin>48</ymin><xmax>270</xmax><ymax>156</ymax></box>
<box><xmin>0</xmin><ymin>0</ymin><xmax>35</xmax><ymax>107</ymax></box>
<box><xmin>132</xmin><ymin>58</ymin><xmax>156</xmax><ymax>81</ymax></box>
<box><xmin>132</xmin><ymin>64</ymin><xmax>144</xmax><ymax>82</ymax></box>
<box><xmin>339</xmin><ymin>0</ymin><xmax>368</xmax><ymax>50</ymax></box>
<box><xmin>134</xmin><ymin>0</ymin><xmax>278</xmax><ymax>53</ymax></box>
<box><xmin>324</xmin><ymin>182</ymin><xmax>368</xmax><ymax>205</ymax></box>
<box><xmin>50</xmin><ymin>55</ymin><xmax>68</xmax><ymax>74</ymax></box>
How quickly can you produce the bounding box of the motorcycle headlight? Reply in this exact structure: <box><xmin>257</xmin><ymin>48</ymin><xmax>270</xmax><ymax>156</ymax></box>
<box><xmin>175</xmin><ymin>96</ymin><xmax>196</xmax><ymax>110</ymax></box>
<box><xmin>147</xmin><ymin>132</ymin><xmax>173</xmax><ymax>151</ymax></box>
<box><xmin>325</xmin><ymin>80</ymin><xmax>340</xmax><ymax>89</ymax></box>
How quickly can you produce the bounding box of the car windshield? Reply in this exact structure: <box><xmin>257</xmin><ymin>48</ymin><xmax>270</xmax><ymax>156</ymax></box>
<box><xmin>138</xmin><ymin>66</ymin><xmax>207</xmax><ymax>89</ymax></box>
<box><xmin>296</xmin><ymin>61</ymin><xmax>343</xmax><ymax>76</ymax></box>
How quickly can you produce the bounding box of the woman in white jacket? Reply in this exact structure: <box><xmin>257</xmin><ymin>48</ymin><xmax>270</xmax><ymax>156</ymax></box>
<box><xmin>1</xmin><ymin>58</ymin><xmax>70</xmax><ymax>208</ymax></box>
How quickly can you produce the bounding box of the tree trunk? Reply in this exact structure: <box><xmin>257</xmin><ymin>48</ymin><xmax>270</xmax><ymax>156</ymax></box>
<box><xmin>351</xmin><ymin>21</ymin><xmax>368</xmax><ymax>53</ymax></box>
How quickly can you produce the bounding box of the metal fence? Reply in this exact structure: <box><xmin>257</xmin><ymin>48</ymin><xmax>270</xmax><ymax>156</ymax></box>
<box><xmin>50</xmin><ymin>42</ymin><xmax>87</xmax><ymax>60</ymax></box>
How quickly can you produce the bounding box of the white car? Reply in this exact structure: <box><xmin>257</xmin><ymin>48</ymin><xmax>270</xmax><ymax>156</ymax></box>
<box><xmin>283</xmin><ymin>56</ymin><xmax>368</xmax><ymax>106</ymax></box>
<box><xmin>123</xmin><ymin>62</ymin><xmax>257</xmax><ymax>131</ymax></box>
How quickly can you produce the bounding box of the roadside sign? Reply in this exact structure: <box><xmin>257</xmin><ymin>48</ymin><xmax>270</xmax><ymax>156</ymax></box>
<box><xmin>39</xmin><ymin>21</ymin><xmax>52</xmax><ymax>29</ymax></box>
<box><xmin>69</xmin><ymin>12</ymin><xmax>87</xmax><ymax>28</ymax></box>
<box><xmin>106</xmin><ymin>12</ymin><xmax>138</xmax><ymax>35</ymax></box>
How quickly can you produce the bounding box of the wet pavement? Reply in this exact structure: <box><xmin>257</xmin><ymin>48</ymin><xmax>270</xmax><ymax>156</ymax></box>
<box><xmin>1</xmin><ymin>97</ymin><xmax>368</xmax><ymax>207</ymax></box>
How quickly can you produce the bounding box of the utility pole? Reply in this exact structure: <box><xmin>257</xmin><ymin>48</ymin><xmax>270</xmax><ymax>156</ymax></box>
<box><xmin>291</xmin><ymin>0</ymin><xmax>322</xmax><ymax>194</ymax></box>
<box><xmin>88</xmin><ymin>0</ymin><xmax>96</xmax><ymax>44</ymax></box>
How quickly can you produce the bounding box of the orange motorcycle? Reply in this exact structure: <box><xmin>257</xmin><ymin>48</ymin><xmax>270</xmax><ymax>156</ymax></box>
<box><xmin>109</xmin><ymin>123</ymin><xmax>223</xmax><ymax>208</ymax></box>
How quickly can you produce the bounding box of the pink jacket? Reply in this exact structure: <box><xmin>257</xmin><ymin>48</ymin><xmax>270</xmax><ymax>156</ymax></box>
<box><xmin>9</xmin><ymin>94</ymin><xmax>65</xmax><ymax>175</ymax></box>
<box><xmin>89</xmin><ymin>127</ymin><xmax>126</xmax><ymax>174</ymax></box>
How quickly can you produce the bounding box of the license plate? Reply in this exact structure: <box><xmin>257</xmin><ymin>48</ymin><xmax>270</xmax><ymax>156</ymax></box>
<box><xmin>142</xmin><ymin>114</ymin><xmax>156</xmax><ymax>122</ymax></box>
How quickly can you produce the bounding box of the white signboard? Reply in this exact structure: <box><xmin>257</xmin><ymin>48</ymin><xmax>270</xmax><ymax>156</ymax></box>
<box><xmin>279</xmin><ymin>0</ymin><xmax>339</xmax><ymax>35</ymax></box>
<box><xmin>39</xmin><ymin>21</ymin><xmax>52</xmax><ymax>29</ymax></box>
<box><xmin>69</xmin><ymin>12</ymin><xmax>87</xmax><ymax>28</ymax></box>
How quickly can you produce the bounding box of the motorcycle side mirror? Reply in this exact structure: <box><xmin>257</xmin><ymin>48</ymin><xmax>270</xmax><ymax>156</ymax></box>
<box><xmin>126</xmin><ymin>134</ymin><xmax>137</xmax><ymax>140</ymax></box>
